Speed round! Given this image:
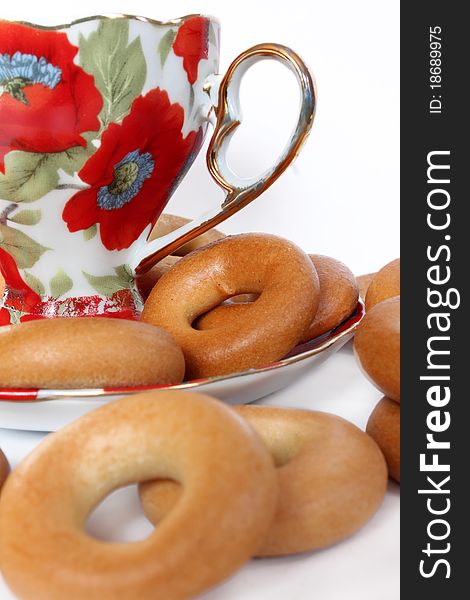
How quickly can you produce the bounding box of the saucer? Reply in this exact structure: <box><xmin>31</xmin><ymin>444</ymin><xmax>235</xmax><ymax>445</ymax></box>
<box><xmin>0</xmin><ymin>303</ymin><xmax>364</xmax><ymax>432</ymax></box>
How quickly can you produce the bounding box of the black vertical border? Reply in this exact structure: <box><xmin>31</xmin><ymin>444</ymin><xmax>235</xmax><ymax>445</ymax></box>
<box><xmin>401</xmin><ymin>1</ymin><xmax>468</xmax><ymax>596</ymax></box>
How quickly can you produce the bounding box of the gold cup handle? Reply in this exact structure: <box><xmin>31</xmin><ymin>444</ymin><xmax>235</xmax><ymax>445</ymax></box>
<box><xmin>134</xmin><ymin>43</ymin><xmax>316</xmax><ymax>275</ymax></box>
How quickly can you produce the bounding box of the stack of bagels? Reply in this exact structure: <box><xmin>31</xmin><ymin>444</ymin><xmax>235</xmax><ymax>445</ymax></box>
<box><xmin>0</xmin><ymin>391</ymin><xmax>387</xmax><ymax>599</ymax></box>
<box><xmin>1</xmin><ymin>217</ymin><xmax>360</xmax><ymax>387</ymax></box>
<box><xmin>354</xmin><ymin>259</ymin><xmax>400</xmax><ymax>482</ymax></box>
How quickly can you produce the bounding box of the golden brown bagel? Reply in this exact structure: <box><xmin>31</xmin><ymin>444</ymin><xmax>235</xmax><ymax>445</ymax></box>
<box><xmin>300</xmin><ymin>255</ymin><xmax>358</xmax><ymax>341</ymax></box>
<box><xmin>141</xmin><ymin>234</ymin><xmax>320</xmax><ymax>379</ymax></box>
<box><xmin>0</xmin><ymin>391</ymin><xmax>278</xmax><ymax>600</ymax></box>
<box><xmin>140</xmin><ymin>405</ymin><xmax>387</xmax><ymax>556</ymax></box>
<box><xmin>0</xmin><ymin>448</ymin><xmax>9</xmax><ymax>490</ymax></box>
<box><xmin>195</xmin><ymin>254</ymin><xmax>358</xmax><ymax>342</ymax></box>
<box><xmin>354</xmin><ymin>296</ymin><xmax>400</xmax><ymax>402</ymax></box>
<box><xmin>0</xmin><ymin>318</ymin><xmax>185</xmax><ymax>389</ymax></box>
<box><xmin>356</xmin><ymin>272</ymin><xmax>376</xmax><ymax>301</ymax></box>
<box><xmin>365</xmin><ymin>259</ymin><xmax>400</xmax><ymax>310</ymax></box>
<box><xmin>367</xmin><ymin>397</ymin><xmax>400</xmax><ymax>482</ymax></box>
<box><xmin>149</xmin><ymin>213</ymin><xmax>225</xmax><ymax>255</ymax></box>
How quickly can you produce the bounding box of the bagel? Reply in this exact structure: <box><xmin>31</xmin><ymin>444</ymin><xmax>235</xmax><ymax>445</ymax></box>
<box><xmin>140</xmin><ymin>405</ymin><xmax>387</xmax><ymax>556</ymax></box>
<box><xmin>149</xmin><ymin>213</ymin><xmax>225</xmax><ymax>255</ymax></box>
<box><xmin>0</xmin><ymin>448</ymin><xmax>9</xmax><ymax>490</ymax></box>
<box><xmin>365</xmin><ymin>259</ymin><xmax>400</xmax><ymax>310</ymax></box>
<box><xmin>195</xmin><ymin>254</ymin><xmax>358</xmax><ymax>342</ymax></box>
<box><xmin>0</xmin><ymin>317</ymin><xmax>184</xmax><ymax>389</ymax></box>
<box><xmin>367</xmin><ymin>397</ymin><xmax>400</xmax><ymax>482</ymax></box>
<box><xmin>300</xmin><ymin>255</ymin><xmax>358</xmax><ymax>340</ymax></box>
<box><xmin>354</xmin><ymin>296</ymin><xmax>400</xmax><ymax>402</ymax></box>
<box><xmin>141</xmin><ymin>234</ymin><xmax>320</xmax><ymax>379</ymax></box>
<box><xmin>138</xmin><ymin>251</ymin><xmax>356</xmax><ymax>343</ymax></box>
<box><xmin>0</xmin><ymin>391</ymin><xmax>277</xmax><ymax>600</ymax></box>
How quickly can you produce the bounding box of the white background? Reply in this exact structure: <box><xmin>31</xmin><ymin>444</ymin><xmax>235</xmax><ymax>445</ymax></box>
<box><xmin>0</xmin><ymin>1</ymin><xmax>400</xmax><ymax>599</ymax></box>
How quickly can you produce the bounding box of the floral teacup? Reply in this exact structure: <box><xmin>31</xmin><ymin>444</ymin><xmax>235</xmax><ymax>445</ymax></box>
<box><xmin>0</xmin><ymin>14</ymin><xmax>315</xmax><ymax>324</ymax></box>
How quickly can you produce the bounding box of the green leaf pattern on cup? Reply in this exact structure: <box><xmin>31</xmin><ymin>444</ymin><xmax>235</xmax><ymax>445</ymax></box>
<box><xmin>0</xmin><ymin>147</ymin><xmax>93</xmax><ymax>203</ymax></box>
<box><xmin>22</xmin><ymin>271</ymin><xmax>46</xmax><ymax>297</ymax></box>
<box><xmin>8</xmin><ymin>209</ymin><xmax>42</xmax><ymax>226</ymax></box>
<box><xmin>158</xmin><ymin>29</ymin><xmax>177</xmax><ymax>67</ymax></box>
<box><xmin>0</xmin><ymin>153</ymin><xmax>64</xmax><ymax>204</ymax></box>
<box><xmin>79</xmin><ymin>20</ymin><xmax>147</xmax><ymax>130</ymax></box>
<box><xmin>83</xmin><ymin>225</ymin><xmax>97</xmax><ymax>241</ymax></box>
<box><xmin>50</xmin><ymin>269</ymin><xmax>74</xmax><ymax>298</ymax></box>
<box><xmin>0</xmin><ymin>224</ymin><xmax>49</xmax><ymax>269</ymax></box>
<box><xmin>82</xmin><ymin>265</ymin><xmax>134</xmax><ymax>297</ymax></box>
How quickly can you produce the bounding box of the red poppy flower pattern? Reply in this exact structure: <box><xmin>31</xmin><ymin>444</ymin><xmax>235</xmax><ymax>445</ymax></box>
<box><xmin>62</xmin><ymin>88</ymin><xmax>201</xmax><ymax>251</ymax></box>
<box><xmin>0</xmin><ymin>22</ymin><xmax>102</xmax><ymax>172</ymax></box>
<box><xmin>0</xmin><ymin>248</ymin><xmax>41</xmax><ymax>313</ymax></box>
<box><xmin>173</xmin><ymin>17</ymin><xmax>210</xmax><ymax>85</ymax></box>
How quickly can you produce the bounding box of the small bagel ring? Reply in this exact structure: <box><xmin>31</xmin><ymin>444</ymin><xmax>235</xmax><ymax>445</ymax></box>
<box><xmin>140</xmin><ymin>405</ymin><xmax>388</xmax><ymax>556</ymax></box>
<box><xmin>0</xmin><ymin>448</ymin><xmax>9</xmax><ymax>490</ymax></box>
<box><xmin>0</xmin><ymin>392</ymin><xmax>277</xmax><ymax>600</ymax></box>
<box><xmin>141</xmin><ymin>233</ymin><xmax>320</xmax><ymax>379</ymax></box>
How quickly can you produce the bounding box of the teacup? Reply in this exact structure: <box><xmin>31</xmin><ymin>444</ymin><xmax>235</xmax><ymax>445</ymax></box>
<box><xmin>0</xmin><ymin>14</ymin><xmax>315</xmax><ymax>324</ymax></box>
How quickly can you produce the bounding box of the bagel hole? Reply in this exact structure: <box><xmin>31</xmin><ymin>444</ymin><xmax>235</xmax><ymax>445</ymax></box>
<box><xmin>191</xmin><ymin>293</ymin><xmax>259</xmax><ymax>330</ymax></box>
<box><xmin>226</xmin><ymin>293</ymin><xmax>259</xmax><ymax>304</ymax></box>
<box><xmin>85</xmin><ymin>484</ymin><xmax>154</xmax><ymax>543</ymax></box>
